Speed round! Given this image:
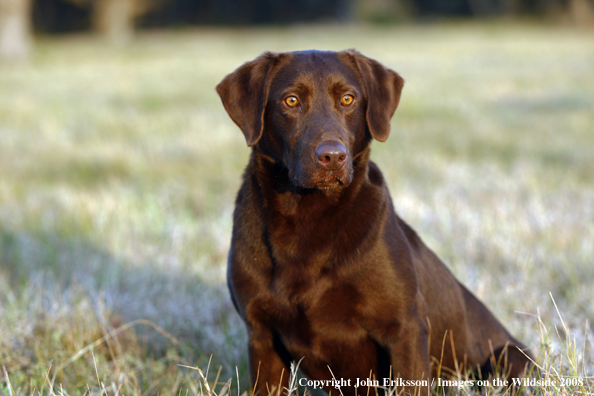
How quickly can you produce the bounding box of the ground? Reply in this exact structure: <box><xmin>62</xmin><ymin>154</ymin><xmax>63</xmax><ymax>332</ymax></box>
<box><xmin>0</xmin><ymin>21</ymin><xmax>593</xmax><ymax>395</ymax></box>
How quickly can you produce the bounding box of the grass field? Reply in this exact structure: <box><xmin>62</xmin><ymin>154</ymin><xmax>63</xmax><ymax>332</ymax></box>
<box><xmin>1</xmin><ymin>21</ymin><xmax>593</xmax><ymax>395</ymax></box>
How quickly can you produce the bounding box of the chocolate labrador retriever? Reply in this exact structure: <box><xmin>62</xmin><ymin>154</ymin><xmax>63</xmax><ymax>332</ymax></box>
<box><xmin>216</xmin><ymin>49</ymin><xmax>531</xmax><ymax>396</ymax></box>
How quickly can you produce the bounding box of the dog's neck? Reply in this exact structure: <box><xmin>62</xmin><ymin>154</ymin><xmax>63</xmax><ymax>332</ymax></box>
<box><xmin>247</xmin><ymin>147</ymin><xmax>388</xmax><ymax>267</ymax></box>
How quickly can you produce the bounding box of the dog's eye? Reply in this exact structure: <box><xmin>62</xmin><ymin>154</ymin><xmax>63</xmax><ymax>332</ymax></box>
<box><xmin>285</xmin><ymin>96</ymin><xmax>299</xmax><ymax>107</ymax></box>
<box><xmin>341</xmin><ymin>94</ymin><xmax>354</xmax><ymax>106</ymax></box>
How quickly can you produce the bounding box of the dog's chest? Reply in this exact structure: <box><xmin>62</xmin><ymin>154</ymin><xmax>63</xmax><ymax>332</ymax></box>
<box><xmin>263</xmin><ymin>267</ymin><xmax>369</xmax><ymax>346</ymax></box>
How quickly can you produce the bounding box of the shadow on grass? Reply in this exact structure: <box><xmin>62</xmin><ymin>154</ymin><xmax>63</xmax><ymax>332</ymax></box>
<box><xmin>0</xmin><ymin>223</ymin><xmax>249</xmax><ymax>388</ymax></box>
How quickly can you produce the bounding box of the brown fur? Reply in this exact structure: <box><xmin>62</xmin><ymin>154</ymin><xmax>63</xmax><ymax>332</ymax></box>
<box><xmin>216</xmin><ymin>49</ymin><xmax>531</xmax><ymax>396</ymax></box>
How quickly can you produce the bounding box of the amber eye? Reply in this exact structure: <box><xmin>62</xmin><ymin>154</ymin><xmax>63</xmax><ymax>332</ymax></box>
<box><xmin>285</xmin><ymin>96</ymin><xmax>299</xmax><ymax>107</ymax></box>
<box><xmin>341</xmin><ymin>94</ymin><xmax>354</xmax><ymax>106</ymax></box>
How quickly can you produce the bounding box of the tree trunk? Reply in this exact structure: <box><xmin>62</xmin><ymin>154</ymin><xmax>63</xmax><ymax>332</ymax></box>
<box><xmin>569</xmin><ymin>0</ymin><xmax>594</xmax><ymax>25</ymax></box>
<box><xmin>93</xmin><ymin>0</ymin><xmax>135</xmax><ymax>43</ymax></box>
<box><xmin>0</xmin><ymin>0</ymin><xmax>32</xmax><ymax>61</ymax></box>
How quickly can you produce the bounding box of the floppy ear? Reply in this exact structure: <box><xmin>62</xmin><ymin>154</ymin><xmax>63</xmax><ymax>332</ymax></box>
<box><xmin>345</xmin><ymin>50</ymin><xmax>404</xmax><ymax>142</ymax></box>
<box><xmin>216</xmin><ymin>52</ymin><xmax>281</xmax><ymax>147</ymax></box>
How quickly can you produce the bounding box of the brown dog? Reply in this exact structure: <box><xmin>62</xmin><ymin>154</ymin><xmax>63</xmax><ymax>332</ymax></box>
<box><xmin>216</xmin><ymin>50</ymin><xmax>531</xmax><ymax>396</ymax></box>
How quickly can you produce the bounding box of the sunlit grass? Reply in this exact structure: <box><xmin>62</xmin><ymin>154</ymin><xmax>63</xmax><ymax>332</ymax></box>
<box><xmin>1</xmin><ymin>21</ymin><xmax>593</xmax><ymax>394</ymax></box>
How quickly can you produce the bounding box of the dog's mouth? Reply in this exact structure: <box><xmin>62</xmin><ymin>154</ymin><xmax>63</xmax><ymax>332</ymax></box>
<box><xmin>314</xmin><ymin>172</ymin><xmax>345</xmax><ymax>190</ymax></box>
<box><xmin>291</xmin><ymin>168</ymin><xmax>353</xmax><ymax>190</ymax></box>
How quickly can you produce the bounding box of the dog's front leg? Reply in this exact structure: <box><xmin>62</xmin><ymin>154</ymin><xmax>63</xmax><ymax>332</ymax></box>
<box><xmin>387</xmin><ymin>314</ymin><xmax>431</xmax><ymax>396</ymax></box>
<box><xmin>247</xmin><ymin>328</ymin><xmax>290</xmax><ymax>396</ymax></box>
<box><xmin>368</xmin><ymin>309</ymin><xmax>431</xmax><ymax>396</ymax></box>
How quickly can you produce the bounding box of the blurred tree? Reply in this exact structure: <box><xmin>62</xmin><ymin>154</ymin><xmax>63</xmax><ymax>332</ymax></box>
<box><xmin>568</xmin><ymin>0</ymin><xmax>594</xmax><ymax>24</ymax></box>
<box><xmin>355</xmin><ymin>0</ymin><xmax>415</xmax><ymax>22</ymax></box>
<box><xmin>0</xmin><ymin>0</ymin><xmax>32</xmax><ymax>61</ymax></box>
<box><xmin>24</xmin><ymin>0</ymin><xmax>594</xmax><ymax>38</ymax></box>
<box><xmin>94</xmin><ymin>0</ymin><xmax>172</xmax><ymax>42</ymax></box>
<box><xmin>33</xmin><ymin>0</ymin><xmax>91</xmax><ymax>33</ymax></box>
<box><xmin>413</xmin><ymin>0</ymin><xmax>472</xmax><ymax>16</ymax></box>
<box><xmin>92</xmin><ymin>0</ymin><xmax>136</xmax><ymax>42</ymax></box>
<box><xmin>411</xmin><ymin>0</ymin><xmax>594</xmax><ymax>19</ymax></box>
<box><xmin>60</xmin><ymin>0</ymin><xmax>169</xmax><ymax>42</ymax></box>
<box><xmin>138</xmin><ymin>0</ymin><xmax>353</xmax><ymax>26</ymax></box>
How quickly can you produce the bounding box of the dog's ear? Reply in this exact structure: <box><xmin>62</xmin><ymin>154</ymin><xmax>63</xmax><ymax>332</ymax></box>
<box><xmin>216</xmin><ymin>52</ymin><xmax>283</xmax><ymax>147</ymax></box>
<box><xmin>344</xmin><ymin>50</ymin><xmax>404</xmax><ymax>142</ymax></box>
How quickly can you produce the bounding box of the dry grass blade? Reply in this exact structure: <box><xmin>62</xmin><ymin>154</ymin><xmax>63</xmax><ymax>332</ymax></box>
<box><xmin>3</xmin><ymin>366</ymin><xmax>15</xmax><ymax>396</ymax></box>
<box><xmin>285</xmin><ymin>358</ymin><xmax>304</xmax><ymax>396</ymax></box>
<box><xmin>326</xmin><ymin>365</ymin><xmax>344</xmax><ymax>396</ymax></box>
<box><xmin>47</xmin><ymin>319</ymin><xmax>178</xmax><ymax>390</ymax></box>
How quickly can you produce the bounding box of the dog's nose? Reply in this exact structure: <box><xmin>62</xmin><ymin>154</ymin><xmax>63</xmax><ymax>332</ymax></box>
<box><xmin>315</xmin><ymin>141</ymin><xmax>347</xmax><ymax>170</ymax></box>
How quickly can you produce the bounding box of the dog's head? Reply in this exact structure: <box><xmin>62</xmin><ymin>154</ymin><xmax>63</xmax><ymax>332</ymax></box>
<box><xmin>216</xmin><ymin>50</ymin><xmax>404</xmax><ymax>190</ymax></box>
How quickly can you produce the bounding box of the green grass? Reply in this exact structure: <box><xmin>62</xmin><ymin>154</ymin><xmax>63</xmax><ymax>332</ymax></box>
<box><xmin>1</xmin><ymin>21</ymin><xmax>593</xmax><ymax>395</ymax></box>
